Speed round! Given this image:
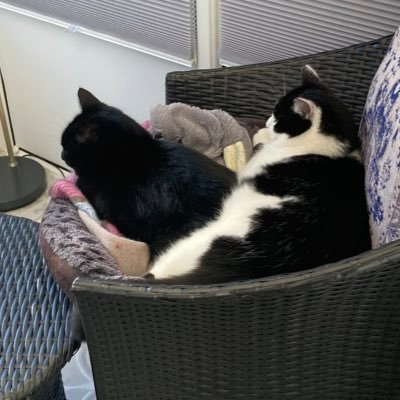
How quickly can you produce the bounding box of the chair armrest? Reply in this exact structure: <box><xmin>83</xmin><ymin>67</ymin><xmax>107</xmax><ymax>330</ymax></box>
<box><xmin>72</xmin><ymin>239</ymin><xmax>400</xmax><ymax>299</ymax></box>
<box><xmin>166</xmin><ymin>35</ymin><xmax>393</xmax><ymax>126</ymax></box>
<box><xmin>72</xmin><ymin>239</ymin><xmax>400</xmax><ymax>399</ymax></box>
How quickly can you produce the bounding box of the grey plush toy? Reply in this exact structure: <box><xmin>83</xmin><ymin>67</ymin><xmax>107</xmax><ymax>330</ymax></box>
<box><xmin>150</xmin><ymin>103</ymin><xmax>256</xmax><ymax>172</ymax></box>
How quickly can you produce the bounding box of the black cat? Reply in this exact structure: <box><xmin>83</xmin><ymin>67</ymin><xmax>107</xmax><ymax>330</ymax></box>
<box><xmin>149</xmin><ymin>66</ymin><xmax>372</xmax><ymax>284</ymax></box>
<box><xmin>61</xmin><ymin>89</ymin><xmax>236</xmax><ymax>258</ymax></box>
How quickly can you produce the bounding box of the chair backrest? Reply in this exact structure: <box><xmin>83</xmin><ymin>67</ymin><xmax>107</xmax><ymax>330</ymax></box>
<box><xmin>166</xmin><ymin>36</ymin><xmax>392</xmax><ymax>127</ymax></box>
<box><xmin>360</xmin><ymin>27</ymin><xmax>400</xmax><ymax>248</ymax></box>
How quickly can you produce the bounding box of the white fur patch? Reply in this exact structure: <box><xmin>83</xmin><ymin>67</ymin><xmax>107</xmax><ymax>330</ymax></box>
<box><xmin>240</xmin><ymin>108</ymin><xmax>346</xmax><ymax>181</ymax></box>
<box><xmin>252</xmin><ymin>128</ymin><xmax>269</xmax><ymax>147</ymax></box>
<box><xmin>252</xmin><ymin>115</ymin><xmax>280</xmax><ymax>147</ymax></box>
<box><xmin>150</xmin><ymin>184</ymin><xmax>297</xmax><ymax>279</ymax></box>
<box><xmin>350</xmin><ymin>149</ymin><xmax>362</xmax><ymax>161</ymax></box>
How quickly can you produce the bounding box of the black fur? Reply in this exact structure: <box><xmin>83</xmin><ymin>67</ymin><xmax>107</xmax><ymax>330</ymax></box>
<box><xmin>161</xmin><ymin>155</ymin><xmax>371</xmax><ymax>284</ymax></box>
<box><xmin>61</xmin><ymin>89</ymin><xmax>236</xmax><ymax>258</ymax></box>
<box><xmin>156</xmin><ymin>67</ymin><xmax>371</xmax><ymax>285</ymax></box>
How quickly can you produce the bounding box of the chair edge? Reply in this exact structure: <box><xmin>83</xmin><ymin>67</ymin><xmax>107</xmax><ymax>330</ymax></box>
<box><xmin>72</xmin><ymin>238</ymin><xmax>400</xmax><ymax>299</ymax></box>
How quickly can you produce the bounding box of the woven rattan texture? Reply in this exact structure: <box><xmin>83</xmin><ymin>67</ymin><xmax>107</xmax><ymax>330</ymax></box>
<box><xmin>0</xmin><ymin>215</ymin><xmax>74</xmax><ymax>400</ymax></box>
<box><xmin>26</xmin><ymin>372</ymin><xmax>65</xmax><ymax>400</ymax></box>
<box><xmin>75</xmin><ymin>240</ymin><xmax>400</xmax><ymax>400</ymax></box>
<box><xmin>166</xmin><ymin>35</ymin><xmax>393</xmax><ymax>127</ymax></box>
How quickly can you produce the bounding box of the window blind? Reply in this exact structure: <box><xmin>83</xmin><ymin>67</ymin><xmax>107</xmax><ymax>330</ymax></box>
<box><xmin>1</xmin><ymin>0</ymin><xmax>196</xmax><ymax>66</ymax></box>
<box><xmin>220</xmin><ymin>0</ymin><xmax>400</xmax><ymax>65</ymax></box>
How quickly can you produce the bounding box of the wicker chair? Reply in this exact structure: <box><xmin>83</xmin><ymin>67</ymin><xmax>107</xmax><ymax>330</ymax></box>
<box><xmin>72</xmin><ymin>35</ymin><xmax>400</xmax><ymax>400</ymax></box>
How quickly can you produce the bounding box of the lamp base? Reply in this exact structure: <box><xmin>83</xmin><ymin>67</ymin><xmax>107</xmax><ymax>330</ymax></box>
<box><xmin>0</xmin><ymin>156</ymin><xmax>46</xmax><ymax>212</ymax></box>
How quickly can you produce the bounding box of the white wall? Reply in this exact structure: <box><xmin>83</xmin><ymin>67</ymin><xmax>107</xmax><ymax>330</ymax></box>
<box><xmin>0</xmin><ymin>9</ymin><xmax>189</xmax><ymax>165</ymax></box>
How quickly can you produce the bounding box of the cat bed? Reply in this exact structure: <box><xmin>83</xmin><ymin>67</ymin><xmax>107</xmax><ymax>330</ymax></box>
<box><xmin>39</xmin><ymin>199</ymin><xmax>148</xmax><ymax>297</ymax></box>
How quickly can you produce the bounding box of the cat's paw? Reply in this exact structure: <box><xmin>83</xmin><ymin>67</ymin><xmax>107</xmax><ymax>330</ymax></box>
<box><xmin>253</xmin><ymin>128</ymin><xmax>270</xmax><ymax>147</ymax></box>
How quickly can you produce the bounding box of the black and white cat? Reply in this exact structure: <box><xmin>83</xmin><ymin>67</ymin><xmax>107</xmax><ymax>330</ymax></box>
<box><xmin>61</xmin><ymin>89</ymin><xmax>236</xmax><ymax>258</ymax></box>
<box><xmin>150</xmin><ymin>66</ymin><xmax>371</xmax><ymax>284</ymax></box>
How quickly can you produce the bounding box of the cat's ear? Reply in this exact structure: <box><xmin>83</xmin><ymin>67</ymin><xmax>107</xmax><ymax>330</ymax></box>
<box><xmin>293</xmin><ymin>97</ymin><xmax>316</xmax><ymax>119</ymax></box>
<box><xmin>78</xmin><ymin>88</ymin><xmax>101</xmax><ymax>110</ymax></box>
<box><xmin>301</xmin><ymin>65</ymin><xmax>320</xmax><ymax>86</ymax></box>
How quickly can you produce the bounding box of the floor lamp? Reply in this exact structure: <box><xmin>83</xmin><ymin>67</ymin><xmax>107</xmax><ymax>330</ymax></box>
<box><xmin>0</xmin><ymin>82</ymin><xmax>46</xmax><ymax>211</ymax></box>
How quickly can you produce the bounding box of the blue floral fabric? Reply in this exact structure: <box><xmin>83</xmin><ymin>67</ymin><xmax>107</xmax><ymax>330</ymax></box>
<box><xmin>360</xmin><ymin>29</ymin><xmax>400</xmax><ymax>248</ymax></box>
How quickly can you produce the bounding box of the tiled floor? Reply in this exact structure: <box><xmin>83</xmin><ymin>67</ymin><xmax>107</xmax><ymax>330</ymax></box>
<box><xmin>2</xmin><ymin>150</ymin><xmax>97</xmax><ymax>399</ymax></box>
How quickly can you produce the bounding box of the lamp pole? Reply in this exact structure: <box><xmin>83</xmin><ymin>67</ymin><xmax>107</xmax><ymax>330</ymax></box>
<box><xmin>0</xmin><ymin>67</ymin><xmax>46</xmax><ymax>212</ymax></box>
<box><xmin>0</xmin><ymin>88</ymin><xmax>17</xmax><ymax>167</ymax></box>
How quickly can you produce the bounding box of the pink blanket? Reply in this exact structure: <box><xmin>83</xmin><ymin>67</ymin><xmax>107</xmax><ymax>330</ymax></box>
<box><xmin>49</xmin><ymin>173</ymin><xmax>150</xmax><ymax>277</ymax></box>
